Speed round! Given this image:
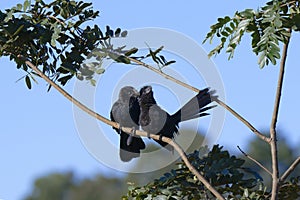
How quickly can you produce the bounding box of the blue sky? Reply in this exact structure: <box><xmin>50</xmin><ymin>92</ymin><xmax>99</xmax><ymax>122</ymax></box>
<box><xmin>1</xmin><ymin>1</ymin><xmax>300</xmax><ymax>200</ymax></box>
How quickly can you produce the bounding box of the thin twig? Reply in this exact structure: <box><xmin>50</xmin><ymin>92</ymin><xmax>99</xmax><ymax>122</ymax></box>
<box><xmin>127</xmin><ymin>57</ymin><xmax>269</xmax><ymax>142</ymax></box>
<box><xmin>237</xmin><ymin>146</ymin><xmax>272</xmax><ymax>176</ymax></box>
<box><xmin>280</xmin><ymin>157</ymin><xmax>300</xmax><ymax>183</ymax></box>
<box><xmin>269</xmin><ymin>29</ymin><xmax>291</xmax><ymax>200</ymax></box>
<box><xmin>21</xmin><ymin>57</ymin><xmax>225</xmax><ymax>200</ymax></box>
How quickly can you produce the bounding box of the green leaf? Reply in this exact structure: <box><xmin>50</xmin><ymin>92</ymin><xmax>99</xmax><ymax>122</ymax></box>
<box><xmin>121</xmin><ymin>30</ymin><xmax>128</xmax><ymax>37</ymax></box>
<box><xmin>96</xmin><ymin>68</ymin><xmax>105</xmax><ymax>74</ymax></box>
<box><xmin>274</xmin><ymin>18</ymin><xmax>282</xmax><ymax>27</ymax></box>
<box><xmin>4</xmin><ymin>10</ymin><xmax>13</xmax><ymax>22</ymax></box>
<box><xmin>267</xmin><ymin>53</ymin><xmax>276</xmax><ymax>65</ymax></box>
<box><xmin>58</xmin><ymin>75</ymin><xmax>73</xmax><ymax>86</ymax></box>
<box><xmin>60</xmin><ymin>8</ymin><xmax>69</xmax><ymax>19</ymax></box>
<box><xmin>16</xmin><ymin>3</ymin><xmax>23</xmax><ymax>10</ymax></box>
<box><xmin>76</xmin><ymin>73</ymin><xmax>84</xmax><ymax>81</ymax></box>
<box><xmin>159</xmin><ymin>55</ymin><xmax>167</xmax><ymax>64</ymax></box>
<box><xmin>23</xmin><ymin>0</ymin><xmax>30</xmax><ymax>12</ymax></box>
<box><xmin>105</xmin><ymin>26</ymin><xmax>114</xmax><ymax>37</ymax></box>
<box><xmin>115</xmin><ymin>28</ymin><xmax>121</xmax><ymax>37</ymax></box>
<box><xmin>258</xmin><ymin>52</ymin><xmax>266</xmax><ymax>68</ymax></box>
<box><xmin>90</xmin><ymin>79</ymin><xmax>96</xmax><ymax>86</ymax></box>
<box><xmin>61</xmin><ymin>62</ymin><xmax>77</xmax><ymax>73</ymax></box>
<box><xmin>25</xmin><ymin>75</ymin><xmax>31</xmax><ymax>89</ymax></box>
<box><xmin>116</xmin><ymin>55</ymin><xmax>130</xmax><ymax>64</ymax></box>
<box><xmin>164</xmin><ymin>60</ymin><xmax>176</xmax><ymax>66</ymax></box>
<box><xmin>108</xmin><ymin>53</ymin><xmax>130</xmax><ymax>64</ymax></box>
<box><xmin>53</xmin><ymin>5</ymin><xmax>60</xmax><ymax>15</ymax></box>
<box><xmin>124</xmin><ymin>47</ymin><xmax>138</xmax><ymax>56</ymax></box>
<box><xmin>12</xmin><ymin>25</ymin><xmax>24</xmax><ymax>37</ymax></box>
<box><xmin>153</xmin><ymin>46</ymin><xmax>164</xmax><ymax>55</ymax></box>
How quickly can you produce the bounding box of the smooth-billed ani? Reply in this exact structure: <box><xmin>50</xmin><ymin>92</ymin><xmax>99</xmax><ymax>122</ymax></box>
<box><xmin>110</xmin><ymin>86</ymin><xmax>145</xmax><ymax>162</ymax></box>
<box><xmin>138</xmin><ymin>85</ymin><xmax>214</xmax><ymax>151</ymax></box>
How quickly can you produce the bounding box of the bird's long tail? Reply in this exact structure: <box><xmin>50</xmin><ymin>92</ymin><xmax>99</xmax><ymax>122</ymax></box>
<box><xmin>172</xmin><ymin>88</ymin><xmax>215</xmax><ymax>124</ymax></box>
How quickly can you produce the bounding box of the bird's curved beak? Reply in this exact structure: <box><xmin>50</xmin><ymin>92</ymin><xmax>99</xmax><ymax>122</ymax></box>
<box><xmin>145</xmin><ymin>86</ymin><xmax>152</xmax><ymax>94</ymax></box>
<box><xmin>133</xmin><ymin>89</ymin><xmax>139</xmax><ymax>97</ymax></box>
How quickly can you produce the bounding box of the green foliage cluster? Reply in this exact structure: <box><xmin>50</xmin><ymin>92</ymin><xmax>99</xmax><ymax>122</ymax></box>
<box><xmin>278</xmin><ymin>176</ymin><xmax>300</xmax><ymax>199</ymax></box>
<box><xmin>0</xmin><ymin>0</ymin><xmax>176</xmax><ymax>89</ymax></box>
<box><xmin>124</xmin><ymin>145</ymin><xmax>266</xmax><ymax>200</ymax></box>
<box><xmin>124</xmin><ymin>145</ymin><xmax>300</xmax><ymax>200</ymax></box>
<box><xmin>203</xmin><ymin>0</ymin><xmax>300</xmax><ymax>68</ymax></box>
<box><xmin>0</xmin><ymin>0</ymin><xmax>128</xmax><ymax>89</ymax></box>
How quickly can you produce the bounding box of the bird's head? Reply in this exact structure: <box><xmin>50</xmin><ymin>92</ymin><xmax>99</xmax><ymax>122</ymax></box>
<box><xmin>119</xmin><ymin>86</ymin><xmax>139</xmax><ymax>103</ymax></box>
<box><xmin>138</xmin><ymin>85</ymin><xmax>156</xmax><ymax>105</ymax></box>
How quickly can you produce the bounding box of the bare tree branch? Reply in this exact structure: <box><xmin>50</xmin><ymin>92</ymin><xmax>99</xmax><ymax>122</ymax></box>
<box><xmin>280</xmin><ymin>157</ymin><xmax>300</xmax><ymax>183</ymax></box>
<box><xmin>216</xmin><ymin>99</ymin><xmax>270</xmax><ymax>143</ymax></box>
<box><xmin>127</xmin><ymin>57</ymin><xmax>269</xmax><ymax>142</ymax></box>
<box><xmin>270</xmin><ymin>29</ymin><xmax>292</xmax><ymax>200</ymax></box>
<box><xmin>237</xmin><ymin>146</ymin><xmax>272</xmax><ymax>176</ymax></box>
<box><xmin>21</xmin><ymin>57</ymin><xmax>225</xmax><ymax>200</ymax></box>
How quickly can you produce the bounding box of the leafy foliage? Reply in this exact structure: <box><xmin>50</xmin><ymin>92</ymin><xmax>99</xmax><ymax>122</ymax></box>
<box><xmin>144</xmin><ymin>45</ymin><xmax>176</xmax><ymax>70</ymax></box>
<box><xmin>203</xmin><ymin>0</ymin><xmax>299</xmax><ymax>68</ymax></box>
<box><xmin>0</xmin><ymin>0</ymin><xmax>176</xmax><ymax>89</ymax></box>
<box><xmin>0</xmin><ymin>0</ymin><xmax>129</xmax><ymax>89</ymax></box>
<box><xmin>124</xmin><ymin>145</ymin><xmax>268</xmax><ymax>200</ymax></box>
<box><xmin>124</xmin><ymin>144</ymin><xmax>300</xmax><ymax>200</ymax></box>
<box><xmin>278</xmin><ymin>176</ymin><xmax>300</xmax><ymax>199</ymax></box>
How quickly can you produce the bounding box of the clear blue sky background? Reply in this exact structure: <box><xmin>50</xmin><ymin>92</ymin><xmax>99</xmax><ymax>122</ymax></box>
<box><xmin>1</xmin><ymin>1</ymin><xmax>300</xmax><ymax>200</ymax></box>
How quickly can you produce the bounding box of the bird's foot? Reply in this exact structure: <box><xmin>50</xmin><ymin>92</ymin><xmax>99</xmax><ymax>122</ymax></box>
<box><xmin>131</xmin><ymin>127</ymin><xmax>136</xmax><ymax>137</ymax></box>
<box><xmin>118</xmin><ymin>125</ymin><xmax>122</xmax><ymax>135</ymax></box>
<box><xmin>159</xmin><ymin>134</ymin><xmax>163</xmax><ymax>141</ymax></box>
<box><xmin>147</xmin><ymin>131</ymin><xmax>151</xmax><ymax>139</ymax></box>
<box><xmin>126</xmin><ymin>127</ymin><xmax>136</xmax><ymax>146</ymax></box>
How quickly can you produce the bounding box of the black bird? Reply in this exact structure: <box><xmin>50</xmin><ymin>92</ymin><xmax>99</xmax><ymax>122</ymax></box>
<box><xmin>110</xmin><ymin>86</ymin><xmax>145</xmax><ymax>162</ymax></box>
<box><xmin>138</xmin><ymin>85</ymin><xmax>215</xmax><ymax>151</ymax></box>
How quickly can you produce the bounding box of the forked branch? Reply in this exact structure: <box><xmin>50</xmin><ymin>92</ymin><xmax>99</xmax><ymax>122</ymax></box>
<box><xmin>237</xmin><ymin>145</ymin><xmax>272</xmax><ymax>176</ymax></box>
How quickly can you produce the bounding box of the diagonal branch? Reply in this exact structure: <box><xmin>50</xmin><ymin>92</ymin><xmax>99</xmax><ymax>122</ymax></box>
<box><xmin>128</xmin><ymin>57</ymin><xmax>269</xmax><ymax>143</ymax></box>
<box><xmin>216</xmin><ymin>99</ymin><xmax>270</xmax><ymax>143</ymax></box>
<box><xmin>237</xmin><ymin>146</ymin><xmax>272</xmax><ymax>176</ymax></box>
<box><xmin>280</xmin><ymin>157</ymin><xmax>300</xmax><ymax>183</ymax></box>
<box><xmin>269</xmin><ymin>29</ymin><xmax>291</xmax><ymax>200</ymax></box>
<box><xmin>21</xmin><ymin>57</ymin><xmax>225</xmax><ymax>200</ymax></box>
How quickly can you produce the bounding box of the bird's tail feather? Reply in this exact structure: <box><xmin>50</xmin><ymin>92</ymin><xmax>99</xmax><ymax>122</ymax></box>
<box><xmin>173</xmin><ymin>88</ymin><xmax>214</xmax><ymax>123</ymax></box>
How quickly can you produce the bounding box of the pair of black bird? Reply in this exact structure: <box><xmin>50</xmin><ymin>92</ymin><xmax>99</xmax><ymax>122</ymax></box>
<box><xmin>110</xmin><ymin>85</ymin><xmax>215</xmax><ymax>162</ymax></box>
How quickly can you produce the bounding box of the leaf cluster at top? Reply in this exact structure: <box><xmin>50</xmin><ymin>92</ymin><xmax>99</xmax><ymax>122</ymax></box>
<box><xmin>203</xmin><ymin>0</ymin><xmax>300</xmax><ymax>68</ymax></box>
